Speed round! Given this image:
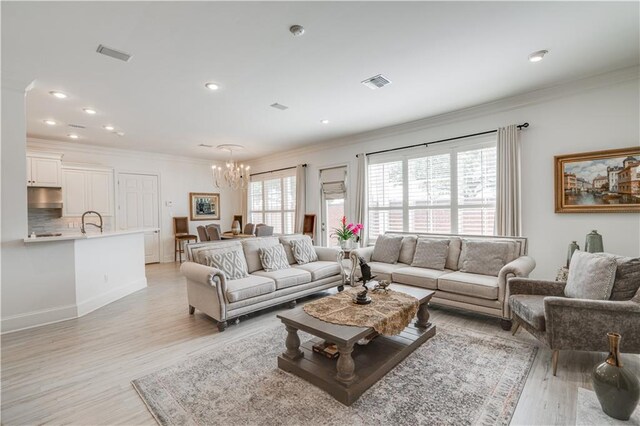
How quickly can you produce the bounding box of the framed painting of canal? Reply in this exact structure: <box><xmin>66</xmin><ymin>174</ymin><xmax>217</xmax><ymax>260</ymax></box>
<box><xmin>555</xmin><ymin>147</ymin><xmax>640</xmax><ymax>213</ymax></box>
<box><xmin>189</xmin><ymin>192</ymin><xmax>220</xmax><ymax>220</ymax></box>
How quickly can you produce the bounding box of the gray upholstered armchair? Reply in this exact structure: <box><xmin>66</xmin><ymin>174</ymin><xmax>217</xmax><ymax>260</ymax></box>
<box><xmin>508</xmin><ymin>256</ymin><xmax>640</xmax><ymax>376</ymax></box>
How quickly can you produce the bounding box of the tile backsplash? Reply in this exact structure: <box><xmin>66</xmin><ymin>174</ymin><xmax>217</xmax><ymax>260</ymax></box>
<box><xmin>28</xmin><ymin>209</ymin><xmax>112</xmax><ymax>235</ymax></box>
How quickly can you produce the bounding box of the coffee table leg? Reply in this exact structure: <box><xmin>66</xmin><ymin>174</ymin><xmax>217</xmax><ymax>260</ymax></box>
<box><xmin>415</xmin><ymin>302</ymin><xmax>431</xmax><ymax>328</ymax></box>
<box><xmin>336</xmin><ymin>343</ymin><xmax>356</xmax><ymax>384</ymax></box>
<box><xmin>283</xmin><ymin>325</ymin><xmax>303</xmax><ymax>360</ymax></box>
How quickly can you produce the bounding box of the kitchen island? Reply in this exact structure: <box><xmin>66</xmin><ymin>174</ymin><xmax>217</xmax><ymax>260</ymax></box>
<box><xmin>2</xmin><ymin>229</ymin><xmax>156</xmax><ymax>332</ymax></box>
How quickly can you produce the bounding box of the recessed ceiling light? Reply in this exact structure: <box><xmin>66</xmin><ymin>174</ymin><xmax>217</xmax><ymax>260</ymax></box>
<box><xmin>205</xmin><ymin>82</ymin><xmax>220</xmax><ymax>91</ymax></box>
<box><xmin>103</xmin><ymin>125</ymin><xmax>115</xmax><ymax>131</ymax></box>
<box><xmin>320</xmin><ymin>119</ymin><xmax>330</xmax><ymax>124</ymax></box>
<box><xmin>83</xmin><ymin>108</ymin><xmax>97</xmax><ymax>114</ymax></box>
<box><xmin>68</xmin><ymin>134</ymin><xmax>79</xmax><ymax>139</ymax></box>
<box><xmin>49</xmin><ymin>91</ymin><xmax>67</xmax><ymax>99</ymax></box>
<box><xmin>44</xmin><ymin>119</ymin><xmax>57</xmax><ymax>126</ymax></box>
<box><xmin>528</xmin><ymin>49</ymin><xmax>548</xmax><ymax>63</ymax></box>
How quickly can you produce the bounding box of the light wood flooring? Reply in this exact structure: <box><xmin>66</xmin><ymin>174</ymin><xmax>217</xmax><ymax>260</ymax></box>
<box><xmin>2</xmin><ymin>262</ymin><xmax>638</xmax><ymax>425</ymax></box>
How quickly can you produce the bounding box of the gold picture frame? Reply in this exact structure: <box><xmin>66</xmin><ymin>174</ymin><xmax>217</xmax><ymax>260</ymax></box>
<box><xmin>554</xmin><ymin>147</ymin><xmax>640</xmax><ymax>213</ymax></box>
<box><xmin>189</xmin><ymin>192</ymin><xmax>220</xmax><ymax>220</ymax></box>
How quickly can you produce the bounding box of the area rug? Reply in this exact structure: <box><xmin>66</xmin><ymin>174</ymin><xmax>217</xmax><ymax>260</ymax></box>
<box><xmin>132</xmin><ymin>324</ymin><xmax>537</xmax><ymax>426</ymax></box>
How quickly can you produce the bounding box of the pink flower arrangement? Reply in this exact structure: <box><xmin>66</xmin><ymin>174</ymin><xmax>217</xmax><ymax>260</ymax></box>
<box><xmin>332</xmin><ymin>216</ymin><xmax>363</xmax><ymax>242</ymax></box>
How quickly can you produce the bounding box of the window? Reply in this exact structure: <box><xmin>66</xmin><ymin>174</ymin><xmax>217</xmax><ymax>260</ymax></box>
<box><xmin>249</xmin><ymin>172</ymin><xmax>296</xmax><ymax>234</ymax></box>
<box><xmin>367</xmin><ymin>141</ymin><xmax>496</xmax><ymax>240</ymax></box>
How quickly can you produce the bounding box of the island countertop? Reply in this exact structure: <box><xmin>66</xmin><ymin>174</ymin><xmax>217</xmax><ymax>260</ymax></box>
<box><xmin>23</xmin><ymin>228</ymin><xmax>159</xmax><ymax>243</ymax></box>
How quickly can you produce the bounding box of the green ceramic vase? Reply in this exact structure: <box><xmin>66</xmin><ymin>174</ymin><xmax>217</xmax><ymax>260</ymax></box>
<box><xmin>592</xmin><ymin>332</ymin><xmax>640</xmax><ymax>421</ymax></box>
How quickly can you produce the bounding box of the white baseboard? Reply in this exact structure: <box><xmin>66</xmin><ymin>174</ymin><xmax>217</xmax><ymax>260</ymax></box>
<box><xmin>1</xmin><ymin>304</ymin><xmax>78</xmax><ymax>334</ymax></box>
<box><xmin>1</xmin><ymin>278</ymin><xmax>148</xmax><ymax>334</ymax></box>
<box><xmin>76</xmin><ymin>278</ymin><xmax>147</xmax><ymax>317</ymax></box>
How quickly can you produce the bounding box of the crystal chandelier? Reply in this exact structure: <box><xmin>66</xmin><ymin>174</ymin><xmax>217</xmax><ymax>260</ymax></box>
<box><xmin>212</xmin><ymin>144</ymin><xmax>250</xmax><ymax>190</ymax></box>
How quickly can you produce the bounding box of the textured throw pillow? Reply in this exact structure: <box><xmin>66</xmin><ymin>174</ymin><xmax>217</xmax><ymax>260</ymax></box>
<box><xmin>609</xmin><ymin>256</ymin><xmax>640</xmax><ymax>301</ymax></box>
<box><xmin>411</xmin><ymin>239</ymin><xmax>450</xmax><ymax>270</ymax></box>
<box><xmin>565</xmin><ymin>250</ymin><xmax>617</xmax><ymax>300</ymax></box>
<box><xmin>398</xmin><ymin>236</ymin><xmax>418</xmax><ymax>265</ymax></box>
<box><xmin>371</xmin><ymin>235</ymin><xmax>404</xmax><ymax>264</ymax></box>
<box><xmin>445</xmin><ymin>237</ymin><xmax>462</xmax><ymax>270</ymax></box>
<box><xmin>458</xmin><ymin>240</ymin><xmax>515</xmax><ymax>277</ymax></box>
<box><xmin>259</xmin><ymin>244</ymin><xmax>290</xmax><ymax>272</ymax></box>
<box><xmin>205</xmin><ymin>248</ymin><xmax>249</xmax><ymax>280</ymax></box>
<box><xmin>290</xmin><ymin>238</ymin><xmax>318</xmax><ymax>265</ymax></box>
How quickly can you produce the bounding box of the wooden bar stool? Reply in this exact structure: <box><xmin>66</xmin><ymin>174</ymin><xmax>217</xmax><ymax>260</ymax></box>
<box><xmin>174</xmin><ymin>217</ymin><xmax>197</xmax><ymax>262</ymax></box>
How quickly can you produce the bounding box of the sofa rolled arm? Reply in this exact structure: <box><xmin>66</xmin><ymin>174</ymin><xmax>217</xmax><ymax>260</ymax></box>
<box><xmin>314</xmin><ymin>246</ymin><xmax>342</xmax><ymax>262</ymax></box>
<box><xmin>349</xmin><ymin>246</ymin><xmax>374</xmax><ymax>264</ymax></box>
<box><xmin>544</xmin><ymin>297</ymin><xmax>640</xmax><ymax>352</ymax></box>
<box><xmin>180</xmin><ymin>261</ymin><xmax>224</xmax><ymax>289</ymax></box>
<box><xmin>500</xmin><ymin>256</ymin><xmax>536</xmax><ymax>280</ymax></box>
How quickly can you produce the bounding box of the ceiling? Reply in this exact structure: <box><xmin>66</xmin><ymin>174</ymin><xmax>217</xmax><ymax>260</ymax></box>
<box><xmin>3</xmin><ymin>1</ymin><xmax>639</xmax><ymax>161</ymax></box>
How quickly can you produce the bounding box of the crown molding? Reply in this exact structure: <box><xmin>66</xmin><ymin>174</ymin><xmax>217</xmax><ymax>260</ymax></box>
<box><xmin>27</xmin><ymin>137</ymin><xmax>221</xmax><ymax>167</ymax></box>
<box><xmin>247</xmin><ymin>65</ymin><xmax>639</xmax><ymax>166</ymax></box>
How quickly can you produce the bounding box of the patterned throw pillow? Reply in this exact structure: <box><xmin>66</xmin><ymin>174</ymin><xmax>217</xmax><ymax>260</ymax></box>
<box><xmin>411</xmin><ymin>239</ymin><xmax>450</xmax><ymax>270</ymax></box>
<box><xmin>458</xmin><ymin>240</ymin><xmax>515</xmax><ymax>277</ymax></box>
<box><xmin>205</xmin><ymin>248</ymin><xmax>248</xmax><ymax>280</ymax></box>
<box><xmin>259</xmin><ymin>244</ymin><xmax>291</xmax><ymax>272</ymax></box>
<box><xmin>371</xmin><ymin>235</ymin><xmax>404</xmax><ymax>264</ymax></box>
<box><xmin>565</xmin><ymin>251</ymin><xmax>617</xmax><ymax>300</ymax></box>
<box><xmin>290</xmin><ymin>238</ymin><xmax>318</xmax><ymax>265</ymax></box>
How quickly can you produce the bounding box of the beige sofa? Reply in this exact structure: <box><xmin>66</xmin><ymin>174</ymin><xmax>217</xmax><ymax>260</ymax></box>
<box><xmin>181</xmin><ymin>236</ymin><xmax>343</xmax><ymax>331</ymax></box>
<box><xmin>350</xmin><ymin>232</ymin><xmax>535</xmax><ymax>329</ymax></box>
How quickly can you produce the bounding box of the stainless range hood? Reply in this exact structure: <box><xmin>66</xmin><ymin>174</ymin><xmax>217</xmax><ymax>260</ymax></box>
<box><xmin>28</xmin><ymin>187</ymin><xmax>63</xmax><ymax>209</ymax></box>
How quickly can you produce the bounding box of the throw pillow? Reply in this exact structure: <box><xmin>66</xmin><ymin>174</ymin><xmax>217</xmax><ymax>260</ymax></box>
<box><xmin>371</xmin><ymin>234</ymin><xmax>404</xmax><ymax>264</ymax></box>
<box><xmin>609</xmin><ymin>256</ymin><xmax>640</xmax><ymax>301</ymax></box>
<box><xmin>205</xmin><ymin>248</ymin><xmax>249</xmax><ymax>280</ymax></box>
<box><xmin>445</xmin><ymin>237</ymin><xmax>462</xmax><ymax>270</ymax></box>
<box><xmin>458</xmin><ymin>240</ymin><xmax>515</xmax><ymax>277</ymax></box>
<box><xmin>258</xmin><ymin>244</ymin><xmax>290</xmax><ymax>272</ymax></box>
<box><xmin>279</xmin><ymin>235</ymin><xmax>313</xmax><ymax>264</ymax></box>
<box><xmin>397</xmin><ymin>236</ymin><xmax>417</xmax><ymax>265</ymax></box>
<box><xmin>411</xmin><ymin>239</ymin><xmax>450</xmax><ymax>270</ymax></box>
<box><xmin>565</xmin><ymin>250</ymin><xmax>617</xmax><ymax>300</ymax></box>
<box><xmin>290</xmin><ymin>238</ymin><xmax>318</xmax><ymax>265</ymax></box>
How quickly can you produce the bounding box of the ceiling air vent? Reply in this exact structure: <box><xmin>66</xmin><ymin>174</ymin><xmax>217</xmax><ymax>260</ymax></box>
<box><xmin>361</xmin><ymin>74</ymin><xmax>392</xmax><ymax>90</ymax></box>
<box><xmin>96</xmin><ymin>44</ymin><xmax>132</xmax><ymax>62</ymax></box>
<box><xmin>68</xmin><ymin>124</ymin><xmax>86</xmax><ymax>129</ymax></box>
<box><xmin>270</xmin><ymin>103</ymin><xmax>289</xmax><ymax>111</ymax></box>
<box><xmin>198</xmin><ymin>144</ymin><xmax>213</xmax><ymax>148</ymax></box>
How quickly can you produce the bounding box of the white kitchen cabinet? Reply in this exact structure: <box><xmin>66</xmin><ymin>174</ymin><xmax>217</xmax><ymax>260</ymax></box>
<box><xmin>26</xmin><ymin>153</ymin><xmax>62</xmax><ymax>187</ymax></box>
<box><xmin>62</xmin><ymin>166</ymin><xmax>114</xmax><ymax>217</ymax></box>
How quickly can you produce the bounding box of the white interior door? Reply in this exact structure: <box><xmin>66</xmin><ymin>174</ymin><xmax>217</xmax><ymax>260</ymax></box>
<box><xmin>118</xmin><ymin>173</ymin><xmax>160</xmax><ymax>264</ymax></box>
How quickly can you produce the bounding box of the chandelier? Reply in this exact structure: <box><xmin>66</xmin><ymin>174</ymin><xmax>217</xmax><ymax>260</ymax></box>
<box><xmin>212</xmin><ymin>144</ymin><xmax>250</xmax><ymax>190</ymax></box>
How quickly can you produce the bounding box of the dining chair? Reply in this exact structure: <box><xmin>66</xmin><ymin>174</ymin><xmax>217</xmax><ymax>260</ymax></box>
<box><xmin>255</xmin><ymin>225</ymin><xmax>274</xmax><ymax>237</ymax></box>
<box><xmin>243</xmin><ymin>223</ymin><xmax>256</xmax><ymax>235</ymax></box>
<box><xmin>206</xmin><ymin>225</ymin><xmax>222</xmax><ymax>241</ymax></box>
<box><xmin>196</xmin><ymin>226</ymin><xmax>208</xmax><ymax>242</ymax></box>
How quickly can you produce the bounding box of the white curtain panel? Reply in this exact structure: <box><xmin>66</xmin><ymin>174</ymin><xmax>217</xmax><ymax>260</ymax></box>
<box><xmin>496</xmin><ymin>124</ymin><xmax>522</xmax><ymax>236</ymax></box>
<box><xmin>294</xmin><ymin>164</ymin><xmax>307</xmax><ymax>233</ymax></box>
<box><xmin>355</xmin><ymin>153</ymin><xmax>368</xmax><ymax>246</ymax></box>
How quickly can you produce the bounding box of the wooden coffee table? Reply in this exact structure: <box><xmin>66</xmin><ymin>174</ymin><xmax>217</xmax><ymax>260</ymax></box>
<box><xmin>276</xmin><ymin>283</ymin><xmax>435</xmax><ymax>406</ymax></box>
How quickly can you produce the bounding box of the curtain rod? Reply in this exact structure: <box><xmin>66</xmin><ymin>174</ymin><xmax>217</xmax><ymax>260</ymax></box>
<box><xmin>361</xmin><ymin>122</ymin><xmax>529</xmax><ymax>157</ymax></box>
<box><xmin>250</xmin><ymin>163</ymin><xmax>307</xmax><ymax>177</ymax></box>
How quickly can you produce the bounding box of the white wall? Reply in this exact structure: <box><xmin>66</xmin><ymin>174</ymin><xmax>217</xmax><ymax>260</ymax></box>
<box><xmin>247</xmin><ymin>68</ymin><xmax>640</xmax><ymax>279</ymax></box>
<box><xmin>27</xmin><ymin>139</ymin><xmax>244</xmax><ymax>263</ymax></box>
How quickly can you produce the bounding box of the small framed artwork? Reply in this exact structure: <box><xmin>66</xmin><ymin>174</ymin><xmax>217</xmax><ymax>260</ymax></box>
<box><xmin>555</xmin><ymin>146</ymin><xmax>640</xmax><ymax>213</ymax></box>
<box><xmin>189</xmin><ymin>192</ymin><xmax>220</xmax><ymax>220</ymax></box>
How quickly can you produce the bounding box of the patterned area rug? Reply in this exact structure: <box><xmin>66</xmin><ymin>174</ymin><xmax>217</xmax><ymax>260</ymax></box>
<box><xmin>133</xmin><ymin>324</ymin><xmax>537</xmax><ymax>426</ymax></box>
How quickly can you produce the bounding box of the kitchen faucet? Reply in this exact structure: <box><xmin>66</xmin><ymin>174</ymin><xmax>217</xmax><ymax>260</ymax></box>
<box><xmin>81</xmin><ymin>211</ymin><xmax>103</xmax><ymax>234</ymax></box>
